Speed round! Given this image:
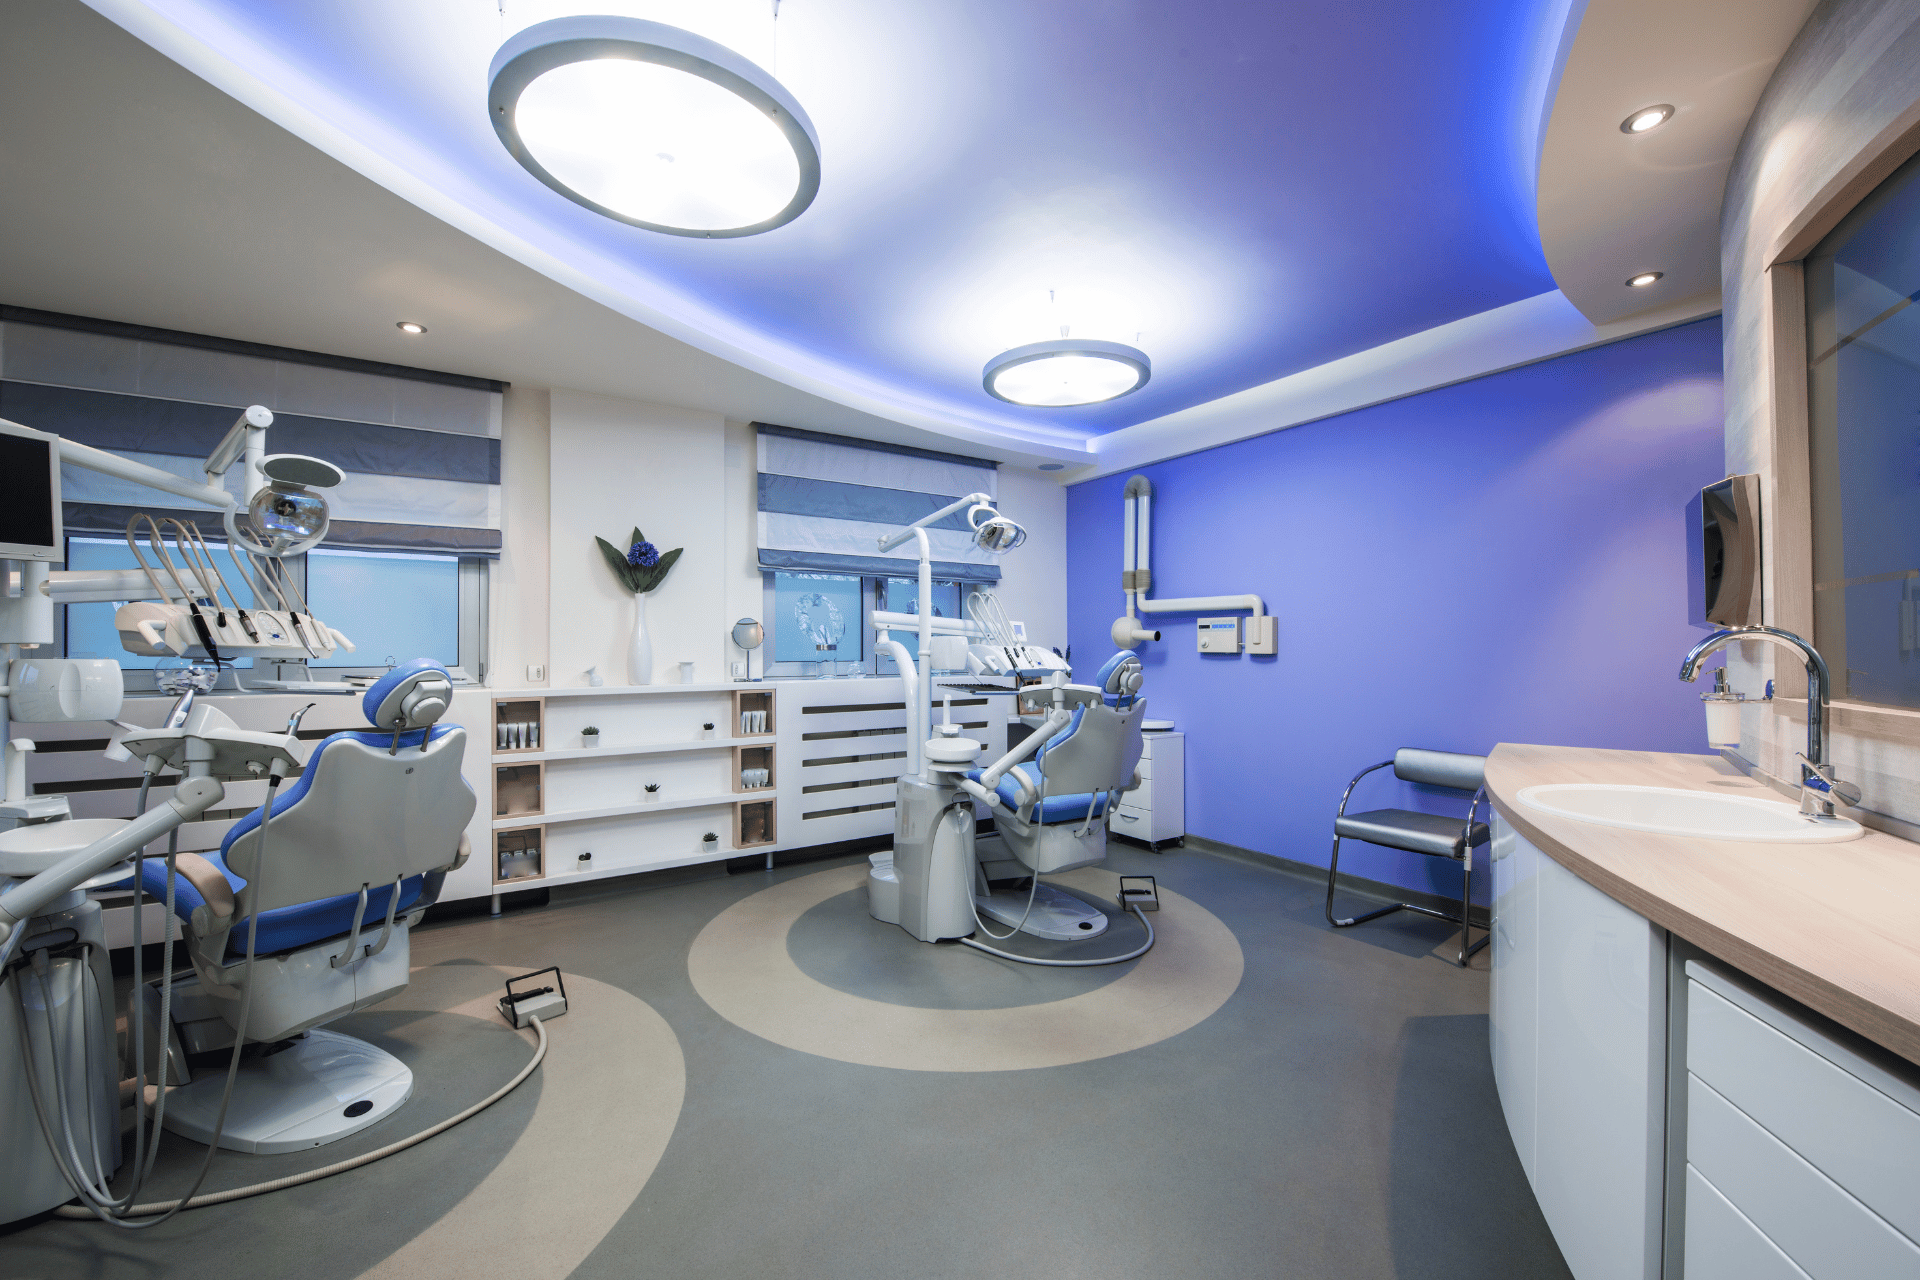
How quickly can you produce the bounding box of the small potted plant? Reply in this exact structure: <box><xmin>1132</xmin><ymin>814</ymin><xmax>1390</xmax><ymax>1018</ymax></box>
<box><xmin>643</xmin><ymin>782</ymin><xmax>661</xmax><ymax>803</ymax></box>
<box><xmin>702</xmin><ymin>832</ymin><xmax>720</xmax><ymax>855</ymax></box>
<box><xmin>581</xmin><ymin>725</ymin><xmax>601</xmax><ymax>748</ymax></box>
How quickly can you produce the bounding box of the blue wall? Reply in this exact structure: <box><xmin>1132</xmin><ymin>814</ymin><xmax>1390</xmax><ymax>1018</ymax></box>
<box><xmin>1065</xmin><ymin>318</ymin><xmax>1726</xmax><ymax>901</ymax></box>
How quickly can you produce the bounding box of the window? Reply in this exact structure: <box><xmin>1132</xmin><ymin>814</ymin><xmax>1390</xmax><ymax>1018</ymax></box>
<box><xmin>61</xmin><ymin>535</ymin><xmax>489</xmax><ymax>688</ymax></box>
<box><xmin>1806</xmin><ymin>148</ymin><xmax>1920</xmax><ymax>708</ymax></box>
<box><xmin>761</xmin><ymin>571</ymin><xmax>970</xmax><ymax>677</ymax></box>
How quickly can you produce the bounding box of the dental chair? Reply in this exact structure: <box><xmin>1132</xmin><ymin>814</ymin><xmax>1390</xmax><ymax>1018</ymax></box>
<box><xmin>119</xmin><ymin>658</ymin><xmax>474</xmax><ymax>1153</ymax></box>
<box><xmin>967</xmin><ymin>653</ymin><xmax>1147</xmax><ymax>938</ymax></box>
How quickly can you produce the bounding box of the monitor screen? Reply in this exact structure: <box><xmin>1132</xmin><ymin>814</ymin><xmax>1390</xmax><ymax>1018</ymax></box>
<box><xmin>0</xmin><ymin>432</ymin><xmax>58</xmax><ymax>556</ymax></box>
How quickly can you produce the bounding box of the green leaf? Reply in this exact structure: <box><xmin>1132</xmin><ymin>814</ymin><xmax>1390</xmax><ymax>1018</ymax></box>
<box><xmin>629</xmin><ymin>527</ymin><xmax>646</xmax><ymax>549</ymax></box>
<box><xmin>595</xmin><ymin>536</ymin><xmax>638</xmax><ymax>592</ymax></box>
<box><xmin>632</xmin><ymin>545</ymin><xmax>683</xmax><ymax>593</ymax></box>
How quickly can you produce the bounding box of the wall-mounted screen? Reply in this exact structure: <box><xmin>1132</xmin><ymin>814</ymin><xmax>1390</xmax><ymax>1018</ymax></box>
<box><xmin>0</xmin><ymin>420</ymin><xmax>61</xmax><ymax>560</ymax></box>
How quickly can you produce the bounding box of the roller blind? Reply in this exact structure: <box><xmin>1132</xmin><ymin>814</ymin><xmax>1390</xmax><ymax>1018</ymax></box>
<box><xmin>754</xmin><ymin>423</ymin><xmax>1001</xmax><ymax>582</ymax></box>
<box><xmin>0</xmin><ymin>309</ymin><xmax>504</xmax><ymax>556</ymax></box>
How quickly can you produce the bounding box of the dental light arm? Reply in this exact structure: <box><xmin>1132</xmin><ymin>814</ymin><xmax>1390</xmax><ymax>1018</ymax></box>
<box><xmin>0</xmin><ymin>775</ymin><xmax>223</xmax><ymax>930</ymax></box>
<box><xmin>875</xmin><ymin>492</ymin><xmax>996</xmax><ymax>554</ymax></box>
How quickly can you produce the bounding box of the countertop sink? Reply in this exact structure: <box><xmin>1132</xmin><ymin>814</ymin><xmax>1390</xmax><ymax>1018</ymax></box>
<box><xmin>1516</xmin><ymin>783</ymin><xmax>1864</xmax><ymax>843</ymax></box>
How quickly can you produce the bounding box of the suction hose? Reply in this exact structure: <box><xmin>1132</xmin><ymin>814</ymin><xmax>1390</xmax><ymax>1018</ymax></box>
<box><xmin>961</xmin><ymin>902</ymin><xmax>1154</xmax><ymax>967</ymax></box>
<box><xmin>56</xmin><ymin>1016</ymin><xmax>548</xmax><ymax>1218</ymax></box>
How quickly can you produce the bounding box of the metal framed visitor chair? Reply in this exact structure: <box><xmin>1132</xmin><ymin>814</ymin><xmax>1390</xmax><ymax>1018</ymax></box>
<box><xmin>1323</xmin><ymin>748</ymin><xmax>1490</xmax><ymax>966</ymax></box>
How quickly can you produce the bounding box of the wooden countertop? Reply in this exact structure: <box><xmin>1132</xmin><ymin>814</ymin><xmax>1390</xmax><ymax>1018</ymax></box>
<box><xmin>1486</xmin><ymin>744</ymin><xmax>1920</xmax><ymax>1066</ymax></box>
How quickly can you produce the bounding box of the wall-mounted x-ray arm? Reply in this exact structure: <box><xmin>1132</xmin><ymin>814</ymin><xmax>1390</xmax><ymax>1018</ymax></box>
<box><xmin>1111</xmin><ymin>475</ymin><xmax>1264</xmax><ymax>648</ymax></box>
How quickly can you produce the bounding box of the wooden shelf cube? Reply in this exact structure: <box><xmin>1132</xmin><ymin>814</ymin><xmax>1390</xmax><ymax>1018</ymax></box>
<box><xmin>733</xmin><ymin>743</ymin><xmax>775</xmax><ymax>794</ymax></box>
<box><xmin>494</xmin><ymin>698</ymin><xmax>545</xmax><ymax>754</ymax></box>
<box><xmin>735</xmin><ymin>799</ymin><xmax>776</xmax><ymax>848</ymax></box>
<box><xmin>732</xmin><ymin>689</ymin><xmax>775</xmax><ymax>738</ymax></box>
<box><xmin>494</xmin><ymin>825</ymin><xmax>545</xmax><ymax>884</ymax></box>
<box><xmin>494</xmin><ymin>762</ymin><xmax>544</xmax><ymax>818</ymax></box>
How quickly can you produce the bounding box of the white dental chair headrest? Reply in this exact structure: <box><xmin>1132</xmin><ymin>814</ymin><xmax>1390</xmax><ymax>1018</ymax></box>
<box><xmin>364</xmin><ymin>658</ymin><xmax>454</xmax><ymax>731</ymax></box>
<box><xmin>1096</xmin><ymin>651</ymin><xmax>1144</xmax><ymax>702</ymax></box>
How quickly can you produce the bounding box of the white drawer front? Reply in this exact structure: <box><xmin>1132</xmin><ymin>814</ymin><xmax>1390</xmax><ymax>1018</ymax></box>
<box><xmin>1688</xmin><ymin>1074</ymin><xmax>1920</xmax><ymax>1278</ymax></box>
<box><xmin>1690</xmin><ymin>981</ymin><xmax>1920</xmax><ymax>1241</ymax></box>
<box><xmin>1133</xmin><ymin>752</ymin><xmax>1152</xmax><ymax>779</ymax></box>
<box><xmin>1113</xmin><ymin>804</ymin><xmax>1152</xmax><ymax>834</ymax></box>
<box><xmin>1684</xmin><ymin>1166</ymin><xmax>1812</xmax><ymax>1280</ymax></box>
<box><xmin>1124</xmin><ymin>773</ymin><xmax>1153</xmax><ymax>808</ymax></box>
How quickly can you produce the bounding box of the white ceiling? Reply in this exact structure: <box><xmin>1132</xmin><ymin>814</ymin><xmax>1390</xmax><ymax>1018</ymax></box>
<box><xmin>1537</xmin><ymin>0</ymin><xmax>1819</xmax><ymax>327</ymax></box>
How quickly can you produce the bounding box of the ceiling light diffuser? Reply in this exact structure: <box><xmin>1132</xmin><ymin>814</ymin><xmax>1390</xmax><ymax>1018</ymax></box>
<box><xmin>1620</xmin><ymin>105</ymin><xmax>1674</xmax><ymax>134</ymax></box>
<box><xmin>983</xmin><ymin>340</ymin><xmax>1151</xmax><ymax>407</ymax></box>
<box><xmin>1625</xmin><ymin>271</ymin><xmax>1664</xmax><ymax>288</ymax></box>
<box><xmin>488</xmin><ymin>16</ymin><xmax>821</xmax><ymax>239</ymax></box>
<box><xmin>395</xmin><ymin>321</ymin><xmax>427</xmax><ymax>334</ymax></box>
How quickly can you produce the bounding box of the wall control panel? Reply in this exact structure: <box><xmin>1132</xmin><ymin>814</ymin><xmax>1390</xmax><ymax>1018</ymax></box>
<box><xmin>1246</xmin><ymin>615</ymin><xmax>1277</xmax><ymax>655</ymax></box>
<box><xmin>1197</xmin><ymin>617</ymin><xmax>1242</xmax><ymax>653</ymax></box>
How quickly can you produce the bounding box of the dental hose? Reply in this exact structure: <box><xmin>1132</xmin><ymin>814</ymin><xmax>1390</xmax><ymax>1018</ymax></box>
<box><xmin>55</xmin><ymin>1016</ymin><xmax>549</xmax><ymax>1218</ymax></box>
<box><xmin>950</xmin><ymin>802</ymin><xmax>1158</xmax><ymax>967</ymax></box>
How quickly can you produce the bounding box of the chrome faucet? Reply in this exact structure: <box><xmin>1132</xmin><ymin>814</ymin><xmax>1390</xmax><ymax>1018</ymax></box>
<box><xmin>1679</xmin><ymin>625</ymin><xmax>1857</xmax><ymax>819</ymax></box>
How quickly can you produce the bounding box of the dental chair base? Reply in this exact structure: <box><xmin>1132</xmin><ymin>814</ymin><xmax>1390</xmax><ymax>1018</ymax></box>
<box><xmin>159</xmin><ymin>1017</ymin><xmax>413</xmax><ymax>1155</ymax></box>
<box><xmin>974</xmin><ymin>879</ymin><xmax>1110</xmax><ymax>940</ymax></box>
<box><xmin>877</xmin><ymin>775</ymin><xmax>978</xmax><ymax>941</ymax></box>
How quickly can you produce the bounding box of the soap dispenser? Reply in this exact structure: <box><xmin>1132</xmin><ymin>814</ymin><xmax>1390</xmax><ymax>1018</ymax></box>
<box><xmin>1701</xmin><ymin>667</ymin><xmax>1744</xmax><ymax>749</ymax></box>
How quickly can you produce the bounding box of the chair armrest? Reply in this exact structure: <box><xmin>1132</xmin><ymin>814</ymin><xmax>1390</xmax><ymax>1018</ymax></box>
<box><xmin>979</xmin><ymin>708</ymin><xmax>1071</xmax><ymax>789</ymax></box>
<box><xmin>442</xmin><ymin>832</ymin><xmax>470</xmax><ymax>873</ymax></box>
<box><xmin>1460</xmin><ymin>787</ymin><xmax>1489</xmax><ymax>858</ymax></box>
<box><xmin>1336</xmin><ymin>760</ymin><xmax>1395</xmax><ymax>820</ymax></box>
<box><xmin>957</xmin><ymin>777</ymin><xmax>1003</xmax><ymax>809</ymax></box>
<box><xmin>172</xmin><ymin>853</ymin><xmax>234</xmax><ymax>937</ymax></box>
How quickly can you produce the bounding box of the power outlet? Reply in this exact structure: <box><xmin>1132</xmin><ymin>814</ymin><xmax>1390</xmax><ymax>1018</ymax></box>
<box><xmin>526</xmin><ymin>664</ymin><xmax>545</xmax><ymax>682</ymax></box>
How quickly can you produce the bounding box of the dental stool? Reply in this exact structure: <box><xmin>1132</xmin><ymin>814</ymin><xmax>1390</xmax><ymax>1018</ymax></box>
<box><xmin>1324</xmin><ymin>748</ymin><xmax>1490</xmax><ymax>967</ymax></box>
<box><xmin>119</xmin><ymin>659</ymin><xmax>475</xmax><ymax>1153</ymax></box>
<box><xmin>966</xmin><ymin>654</ymin><xmax>1147</xmax><ymax>938</ymax></box>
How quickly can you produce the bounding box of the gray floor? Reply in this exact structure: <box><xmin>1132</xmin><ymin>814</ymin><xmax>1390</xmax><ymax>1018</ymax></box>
<box><xmin>0</xmin><ymin>842</ymin><xmax>1571</xmax><ymax>1280</ymax></box>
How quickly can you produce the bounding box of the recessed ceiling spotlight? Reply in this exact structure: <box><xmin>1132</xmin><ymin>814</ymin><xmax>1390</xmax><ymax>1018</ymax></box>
<box><xmin>1038</xmin><ymin>463</ymin><xmax>1065</xmax><ymax>471</ymax></box>
<box><xmin>488</xmin><ymin>16</ymin><xmax>820</xmax><ymax>239</ymax></box>
<box><xmin>1620</xmin><ymin>104</ymin><xmax>1675</xmax><ymax>134</ymax></box>
<box><xmin>396</xmin><ymin>321</ymin><xmax>428</xmax><ymax>334</ymax></box>
<box><xmin>1625</xmin><ymin>271</ymin><xmax>1665</xmax><ymax>288</ymax></box>
<box><xmin>983</xmin><ymin>339</ymin><xmax>1151</xmax><ymax>407</ymax></box>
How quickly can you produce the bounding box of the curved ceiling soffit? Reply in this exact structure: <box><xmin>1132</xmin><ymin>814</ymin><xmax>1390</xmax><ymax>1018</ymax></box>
<box><xmin>1537</xmin><ymin>0</ymin><xmax>1819</xmax><ymax>327</ymax></box>
<box><xmin>82</xmin><ymin>0</ymin><xmax>1094</xmax><ymax>461</ymax></box>
<box><xmin>87</xmin><ymin>0</ymin><xmax>1581</xmax><ymax>464</ymax></box>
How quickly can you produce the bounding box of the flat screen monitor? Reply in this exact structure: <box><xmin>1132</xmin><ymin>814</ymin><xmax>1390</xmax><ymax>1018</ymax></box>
<box><xmin>0</xmin><ymin>417</ymin><xmax>62</xmax><ymax>561</ymax></box>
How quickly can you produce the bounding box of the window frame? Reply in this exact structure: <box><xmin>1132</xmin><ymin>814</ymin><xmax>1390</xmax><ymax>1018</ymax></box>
<box><xmin>59</xmin><ymin>533</ymin><xmax>490</xmax><ymax>691</ymax></box>
<box><xmin>759</xmin><ymin>570</ymin><xmax>978</xmax><ymax>680</ymax></box>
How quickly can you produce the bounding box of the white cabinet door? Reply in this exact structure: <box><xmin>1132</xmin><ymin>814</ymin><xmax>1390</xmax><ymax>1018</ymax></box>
<box><xmin>1490</xmin><ymin>819</ymin><xmax>1666</xmax><ymax>1280</ymax></box>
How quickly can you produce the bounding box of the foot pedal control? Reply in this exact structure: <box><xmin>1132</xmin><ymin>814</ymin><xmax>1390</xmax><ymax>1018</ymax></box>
<box><xmin>1118</xmin><ymin>875</ymin><xmax>1159</xmax><ymax>913</ymax></box>
<box><xmin>499</xmin><ymin>967</ymin><xmax>569</xmax><ymax>1029</ymax></box>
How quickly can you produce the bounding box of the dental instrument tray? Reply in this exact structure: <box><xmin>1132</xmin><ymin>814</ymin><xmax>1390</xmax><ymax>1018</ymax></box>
<box><xmin>935</xmin><ymin>681</ymin><xmax>1021</xmax><ymax>695</ymax></box>
<box><xmin>499</xmin><ymin>967</ymin><xmax>569</xmax><ymax>1029</ymax></box>
<box><xmin>1117</xmin><ymin>876</ymin><xmax>1159</xmax><ymax>913</ymax></box>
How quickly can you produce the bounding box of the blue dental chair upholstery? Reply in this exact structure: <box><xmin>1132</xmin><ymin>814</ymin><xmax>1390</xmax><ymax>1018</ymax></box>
<box><xmin>122</xmin><ymin>659</ymin><xmax>475</xmax><ymax>1043</ymax></box>
<box><xmin>966</xmin><ymin>653</ymin><xmax>1147</xmax><ymax>874</ymax></box>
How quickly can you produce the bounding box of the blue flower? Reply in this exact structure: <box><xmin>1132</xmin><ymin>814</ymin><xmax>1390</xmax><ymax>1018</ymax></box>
<box><xmin>628</xmin><ymin>541</ymin><xmax>660</xmax><ymax>568</ymax></box>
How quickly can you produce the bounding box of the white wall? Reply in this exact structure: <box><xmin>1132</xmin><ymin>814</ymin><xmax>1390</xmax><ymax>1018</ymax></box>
<box><xmin>494</xmin><ymin>384</ymin><xmax>550</xmax><ymax>686</ymax></box>
<box><xmin>546</xmin><ymin>390</ymin><xmax>728</xmax><ymax>688</ymax></box>
<box><xmin>990</xmin><ymin>466</ymin><xmax>1069</xmax><ymax>653</ymax></box>
<box><xmin>489</xmin><ymin>393</ymin><xmax>1069</xmax><ymax>691</ymax></box>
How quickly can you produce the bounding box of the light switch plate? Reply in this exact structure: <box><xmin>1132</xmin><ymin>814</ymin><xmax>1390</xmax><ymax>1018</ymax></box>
<box><xmin>526</xmin><ymin>664</ymin><xmax>545</xmax><ymax>682</ymax></box>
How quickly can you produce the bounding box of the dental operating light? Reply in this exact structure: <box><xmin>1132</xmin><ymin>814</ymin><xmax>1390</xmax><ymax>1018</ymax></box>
<box><xmin>488</xmin><ymin>16</ymin><xmax>821</xmax><ymax>238</ymax></box>
<box><xmin>983</xmin><ymin>339</ymin><xmax>1151</xmax><ymax>407</ymax></box>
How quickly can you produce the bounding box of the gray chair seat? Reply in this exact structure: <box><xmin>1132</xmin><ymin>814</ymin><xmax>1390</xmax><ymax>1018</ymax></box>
<box><xmin>1335</xmin><ymin>809</ymin><xmax>1490</xmax><ymax>859</ymax></box>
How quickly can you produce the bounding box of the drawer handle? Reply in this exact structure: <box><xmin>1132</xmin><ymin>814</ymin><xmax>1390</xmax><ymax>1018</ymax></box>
<box><xmin>1118</xmin><ymin>813</ymin><xmax>1139</xmax><ymax>822</ymax></box>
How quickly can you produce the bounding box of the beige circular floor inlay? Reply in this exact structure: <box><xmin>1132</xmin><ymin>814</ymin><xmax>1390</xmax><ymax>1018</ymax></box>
<box><xmin>688</xmin><ymin>863</ymin><xmax>1244</xmax><ymax>1072</ymax></box>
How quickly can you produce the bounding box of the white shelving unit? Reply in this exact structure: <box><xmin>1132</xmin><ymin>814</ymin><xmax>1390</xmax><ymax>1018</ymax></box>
<box><xmin>440</xmin><ymin>677</ymin><xmax>1007</xmax><ymax>910</ymax></box>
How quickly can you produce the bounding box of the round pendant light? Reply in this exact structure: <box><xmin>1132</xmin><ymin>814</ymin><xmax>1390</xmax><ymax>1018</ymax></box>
<box><xmin>983</xmin><ymin>339</ymin><xmax>1152</xmax><ymax>407</ymax></box>
<box><xmin>488</xmin><ymin>16</ymin><xmax>820</xmax><ymax>239</ymax></box>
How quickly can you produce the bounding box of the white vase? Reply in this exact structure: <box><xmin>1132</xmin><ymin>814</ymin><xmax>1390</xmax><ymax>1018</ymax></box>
<box><xmin>627</xmin><ymin>592</ymin><xmax>653</xmax><ymax>685</ymax></box>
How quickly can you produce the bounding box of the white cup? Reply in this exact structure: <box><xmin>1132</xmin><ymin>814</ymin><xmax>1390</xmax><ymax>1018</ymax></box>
<box><xmin>679</xmin><ymin>661</ymin><xmax>696</xmax><ymax>684</ymax></box>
